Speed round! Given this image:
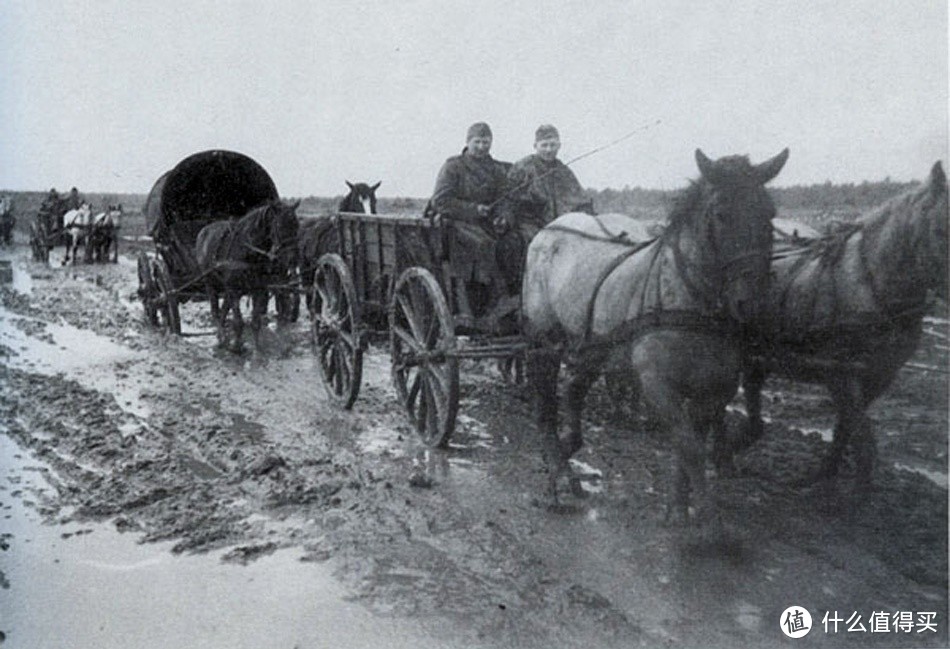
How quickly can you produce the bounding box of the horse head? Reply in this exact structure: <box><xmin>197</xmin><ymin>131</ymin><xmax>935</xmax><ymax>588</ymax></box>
<box><xmin>342</xmin><ymin>181</ymin><xmax>381</xmax><ymax>214</ymax></box>
<box><xmin>691</xmin><ymin>148</ymin><xmax>789</xmax><ymax>324</ymax></box>
<box><xmin>266</xmin><ymin>199</ymin><xmax>300</xmax><ymax>272</ymax></box>
<box><xmin>921</xmin><ymin>161</ymin><xmax>948</xmax><ymax>300</ymax></box>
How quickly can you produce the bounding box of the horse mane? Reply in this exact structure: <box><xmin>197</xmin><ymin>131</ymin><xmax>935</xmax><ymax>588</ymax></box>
<box><xmin>663</xmin><ymin>180</ymin><xmax>705</xmax><ymax>234</ymax></box>
<box><xmin>233</xmin><ymin>201</ymin><xmax>273</xmax><ymax>231</ymax></box>
<box><xmin>801</xmin><ymin>178</ymin><xmax>934</xmax><ymax>268</ymax></box>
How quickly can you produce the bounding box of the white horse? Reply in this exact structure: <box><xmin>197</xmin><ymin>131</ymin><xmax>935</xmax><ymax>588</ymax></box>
<box><xmin>91</xmin><ymin>204</ymin><xmax>123</xmax><ymax>263</ymax></box>
<box><xmin>62</xmin><ymin>202</ymin><xmax>93</xmax><ymax>264</ymax></box>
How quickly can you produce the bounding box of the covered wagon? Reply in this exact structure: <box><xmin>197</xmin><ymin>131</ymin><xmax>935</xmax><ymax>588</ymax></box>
<box><xmin>137</xmin><ymin>149</ymin><xmax>279</xmax><ymax>333</ymax></box>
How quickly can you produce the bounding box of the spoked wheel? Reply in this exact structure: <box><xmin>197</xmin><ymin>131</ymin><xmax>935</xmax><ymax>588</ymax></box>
<box><xmin>389</xmin><ymin>267</ymin><xmax>459</xmax><ymax>448</ymax></box>
<box><xmin>150</xmin><ymin>258</ymin><xmax>181</xmax><ymax>335</ymax></box>
<box><xmin>137</xmin><ymin>251</ymin><xmax>159</xmax><ymax>326</ymax></box>
<box><xmin>311</xmin><ymin>254</ymin><xmax>363</xmax><ymax>408</ymax></box>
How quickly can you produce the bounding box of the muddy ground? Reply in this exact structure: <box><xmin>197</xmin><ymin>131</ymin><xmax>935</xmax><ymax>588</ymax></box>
<box><xmin>0</xmin><ymin>235</ymin><xmax>947</xmax><ymax>648</ymax></box>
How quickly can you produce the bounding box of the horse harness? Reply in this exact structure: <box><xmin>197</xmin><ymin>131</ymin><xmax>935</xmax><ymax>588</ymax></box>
<box><xmin>770</xmin><ymin>223</ymin><xmax>928</xmax><ymax>352</ymax></box>
<box><xmin>542</xmin><ymin>215</ymin><xmax>749</xmax><ymax>354</ymax></box>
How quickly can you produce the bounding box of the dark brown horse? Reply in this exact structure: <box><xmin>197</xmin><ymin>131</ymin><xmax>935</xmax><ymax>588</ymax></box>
<box><xmin>297</xmin><ymin>181</ymin><xmax>380</xmax><ymax>316</ymax></box>
<box><xmin>88</xmin><ymin>204</ymin><xmax>123</xmax><ymax>263</ymax></box>
<box><xmin>729</xmin><ymin>161</ymin><xmax>948</xmax><ymax>483</ymax></box>
<box><xmin>522</xmin><ymin>149</ymin><xmax>789</xmax><ymax>523</ymax></box>
<box><xmin>195</xmin><ymin>199</ymin><xmax>300</xmax><ymax>353</ymax></box>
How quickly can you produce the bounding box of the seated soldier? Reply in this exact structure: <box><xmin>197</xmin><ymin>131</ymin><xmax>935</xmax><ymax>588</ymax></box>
<box><xmin>65</xmin><ymin>186</ymin><xmax>85</xmax><ymax>211</ymax></box>
<box><xmin>496</xmin><ymin>124</ymin><xmax>595</xmax><ymax>293</ymax></box>
<box><xmin>426</xmin><ymin>122</ymin><xmax>513</xmax><ymax>325</ymax></box>
<box><xmin>39</xmin><ymin>188</ymin><xmax>64</xmax><ymax>231</ymax></box>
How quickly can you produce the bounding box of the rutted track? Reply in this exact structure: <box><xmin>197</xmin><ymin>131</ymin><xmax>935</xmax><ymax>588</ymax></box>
<box><xmin>0</xmin><ymin>240</ymin><xmax>947</xmax><ymax>648</ymax></box>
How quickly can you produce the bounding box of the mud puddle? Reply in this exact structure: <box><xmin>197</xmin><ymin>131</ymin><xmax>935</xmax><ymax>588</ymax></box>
<box><xmin>0</xmin><ymin>302</ymin><xmax>150</xmax><ymax>421</ymax></box>
<box><xmin>0</xmin><ymin>433</ymin><xmax>472</xmax><ymax>649</ymax></box>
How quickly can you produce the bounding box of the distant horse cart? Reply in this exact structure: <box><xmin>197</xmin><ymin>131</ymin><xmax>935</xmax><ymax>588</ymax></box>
<box><xmin>0</xmin><ymin>196</ymin><xmax>15</xmax><ymax>247</ymax></box>
<box><xmin>136</xmin><ymin>149</ymin><xmax>288</xmax><ymax>336</ymax></box>
<box><xmin>29</xmin><ymin>200</ymin><xmax>70</xmax><ymax>263</ymax></box>
<box><xmin>89</xmin><ymin>205</ymin><xmax>124</xmax><ymax>263</ymax></box>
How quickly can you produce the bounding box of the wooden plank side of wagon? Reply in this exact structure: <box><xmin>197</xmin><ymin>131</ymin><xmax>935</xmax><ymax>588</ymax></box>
<box><xmin>335</xmin><ymin>211</ymin><xmax>449</xmax><ymax>317</ymax></box>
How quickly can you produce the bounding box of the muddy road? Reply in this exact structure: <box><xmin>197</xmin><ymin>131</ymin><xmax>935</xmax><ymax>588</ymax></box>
<box><xmin>0</xmin><ymin>238</ymin><xmax>947</xmax><ymax>648</ymax></box>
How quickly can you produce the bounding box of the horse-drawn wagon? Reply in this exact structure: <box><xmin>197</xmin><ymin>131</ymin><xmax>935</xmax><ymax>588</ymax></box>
<box><xmin>136</xmin><ymin>149</ymin><xmax>281</xmax><ymax>335</ymax></box>
<box><xmin>309</xmin><ymin>210</ymin><xmax>530</xmax><ymax>448</ymax></box>
<box><xmin>29</xmin><ymin>199</ymin><xmax>69</xmax><ymax>262</ymax></box>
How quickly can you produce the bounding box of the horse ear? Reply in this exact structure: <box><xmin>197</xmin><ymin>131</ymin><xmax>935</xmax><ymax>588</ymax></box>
<box><xmin>346</xmin><ymin>181</ymin><xmax>355</xmax><ymax>190</ymax></box>
<box><xmin>291</xmin><ymin>199</ymin><xmax>301</xmax><ymax>209</ymax></box>
<box><xmin>753</xmin><ymin>148</ymin><xmax>790</xmax><ymax>185</ymax></box>
<box><xmin>695</xmin><ymin>149</ymin><xmax>723</xmax><ymax>185</ymax></box>
<box><xmin>930</xmin><ymin>161</ymin><xmax>946</xmax><ymax>192</ymax></box>
<box><xmin>371</xmin><ymin>181</ymin><xmax>381</xmax><ymax>192</ymax></box>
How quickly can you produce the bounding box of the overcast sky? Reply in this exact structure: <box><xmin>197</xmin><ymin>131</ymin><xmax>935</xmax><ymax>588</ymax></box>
<box><xmin>1</xmin><ymin>0</ymin><xmax>947</xmax><ymax>198</ymax></box>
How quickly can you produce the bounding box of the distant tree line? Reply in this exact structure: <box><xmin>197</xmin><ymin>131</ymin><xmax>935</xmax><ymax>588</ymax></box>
<box><xmin>3</xmin><ymin>178</ymin><xmax>919</xmax><ymax>225</ymax></box>
<box><xmin>586</xmin><ymin>178</ymin><xmax>919</xmax><ymax>218</ymax></box>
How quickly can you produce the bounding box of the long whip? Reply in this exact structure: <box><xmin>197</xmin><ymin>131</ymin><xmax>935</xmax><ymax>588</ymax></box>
<box><xmin>487</xmin><ymin>118</ymin><xmax>663</xmax><ymax>210</ymax></box>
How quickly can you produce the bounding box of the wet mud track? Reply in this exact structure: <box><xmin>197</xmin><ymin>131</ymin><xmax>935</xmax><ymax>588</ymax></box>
<box><xmin>0</xmin><ymin>242</ymin><xmax>947</xmax><ymax>648</ymax></box>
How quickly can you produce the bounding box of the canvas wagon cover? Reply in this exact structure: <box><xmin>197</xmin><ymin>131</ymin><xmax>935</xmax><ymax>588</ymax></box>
<box><xmin>144</xmin><ymin>150</ymin><xmax>279</xmax><ymax>241</ymax></box>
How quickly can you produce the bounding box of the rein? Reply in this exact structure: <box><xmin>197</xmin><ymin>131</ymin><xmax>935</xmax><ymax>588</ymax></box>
<box><xmin>553</xmin><ymin>200</ymin><xmax>772</xmax><ymax>348</ymax></box>
<box><xmin>236</xmin><ymin>204</ymin><xmax>296</xmax><ymax>262</ymax></box>
<box><xmin>774</xmin><ymin>220</ymin><xmax>930</xmax><ymax>344</ymax></box>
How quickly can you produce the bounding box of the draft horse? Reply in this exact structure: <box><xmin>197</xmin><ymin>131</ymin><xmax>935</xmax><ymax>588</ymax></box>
<box><xmin>297</xmin><ymin>181</ymin><xmax>381</xmax><ymax>316</ymax></box>
<box><xmin>195</xmin><ymin>199</ymin><xmax>300</xmax><ymax>353</ymax></box>
<box><xmin>62</xmin><ymin>202</ymin><xmax>93</xmax><ymax>265</ymax></box>
<box><xmin>522</xmin><ymin>148</ymin><xmax>789</xmax><ymax>523</ymax></box>
<box><xmin>89</xmin><ymin>204</ymin><xmax>123</xmax><ymax>263</ymax></box>
<box><xmin>729</xmin><ymin>161</ymin><xmax>948</xmax><ymax>483</ymax></box>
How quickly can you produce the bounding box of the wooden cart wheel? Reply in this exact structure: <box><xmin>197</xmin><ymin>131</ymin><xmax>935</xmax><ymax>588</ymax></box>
<box><xmin>311</xmin><ymin>253</ymin><xmax>363</xmax><ymax>408</ymax></box>
<box><xmin>150</xmin><ymin>258</ymin><xmax>181</xmax><ymax>335</ymax></box>
<box><xmin>137</xmin><ymin>251</ymin><xmax>159</xmax><ymax>326</ymax></box>
<box><xmin>389</xmin><ymin>267</ymin><xmax>459</xmax><ymax>447</ymax></box>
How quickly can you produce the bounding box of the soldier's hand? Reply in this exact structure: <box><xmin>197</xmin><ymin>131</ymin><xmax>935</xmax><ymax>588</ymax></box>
<box><xmin>476</xmin><ymin>204</ymin><xmax>491</xmax><ymax>218</ymax></box>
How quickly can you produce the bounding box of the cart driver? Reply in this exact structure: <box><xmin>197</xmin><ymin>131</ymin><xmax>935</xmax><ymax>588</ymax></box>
<box><xmin>65</xmin><ymin>187</ymin><xmax>85</xmax><ymax>211</ymax></box>
<box><xmin>39</xmin><ymin>188</ymin><xmax>63</xmax><ymax>231</ymax></box>
<box><xmin>425</xmin><ymin>122</ymin><xmax>513</xmax><ymax>325</ymax></box>
<box><xmin>496</xmin><ymin>124</ymin><xmax>595</xmax><ymax>293</ymax></box>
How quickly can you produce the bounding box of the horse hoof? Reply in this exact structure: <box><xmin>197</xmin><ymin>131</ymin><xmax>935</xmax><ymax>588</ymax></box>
<box><xmin>568</xmin><ymin>475</ymin><xmax>588</xmax><ymax>499</ymax></box>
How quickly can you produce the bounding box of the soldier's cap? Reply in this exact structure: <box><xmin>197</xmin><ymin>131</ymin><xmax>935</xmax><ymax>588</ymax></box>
<box><xmin>535</xmin><ymin>124</ymin><xmax>560</xmax><ymax>142</ymax></box>
<box><xmin>466</xmin><ymin>122</ymin><xmax>493</xmax><ymax>140</ymax></box>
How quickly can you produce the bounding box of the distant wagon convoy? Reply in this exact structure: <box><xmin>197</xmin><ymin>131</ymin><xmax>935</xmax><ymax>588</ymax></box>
<box><xmin>137</xmin><ymin>149</ymin><xmax>282</xmax><ymax>334</ymax></box>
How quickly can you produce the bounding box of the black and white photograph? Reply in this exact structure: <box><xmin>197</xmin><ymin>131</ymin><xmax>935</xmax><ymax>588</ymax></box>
<box><xmin>0</xmin><ymin>1</ymin><xmax>947</xmax><ymax>647</ymax></box>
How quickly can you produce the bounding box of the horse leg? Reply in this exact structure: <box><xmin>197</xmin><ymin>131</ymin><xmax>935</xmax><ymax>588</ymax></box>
<box><xmin>207</xmin><ymin>284</ymin><xmax>226</xmax><ymax>348</ymax></box>
<box><xmin>563</xmin><ymin>353</ymin><xmax>606</xmax><ymax>498</ymax></box>
<box><xmin>250</xmin><ymin>290</ymin><xmax>268</xmax><ymax>352</ymax></box>
<box><xmin>710</xmin><ymin>361</ymin><xmax>767</xmax><ymax>476</ymax></box>
<box><xmin>708</xmin><ymin>408</ymin><xmax>737</xmax><ymax>478</ymax></box>
<box><xmin>821</xmin><ymin>376</ymin><xmax>863</xmax><ymax>481</ymax></box>
<box><xmin>527</xmin><ymin>346</ymin><xmax>570</xmax><ymax>505</ymax></box>
<box><xmin>228</xmin><ymin>292</ymin><xmax>245</xmax><ymax>354</ymax></box>
<box><xmin>741</xmin><ymin>361</ymin><xmax>767</xmax><ymax>448</ymax></box>
<box><xmin>565</xmin><ymin>354</ymin><xmax>606</xmax><ymax>452</ymax></box>
<box><xmin>850</xmin><ymin>411</ymin><xmax>876</xmax><ymax>491</ymax></box>
<box><xmin>638</xmin><ymin>374</ymin><xmax>710</xmax><ymax>525</ymax></box>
